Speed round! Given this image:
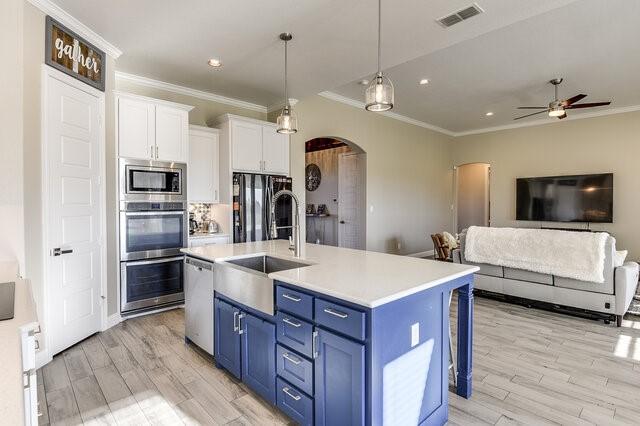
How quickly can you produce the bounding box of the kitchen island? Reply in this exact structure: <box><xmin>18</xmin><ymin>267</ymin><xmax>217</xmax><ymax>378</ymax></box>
<box><xmin>182</xmin><ymin>240</ymin><xmax>478</xmax><ymax>425</ymax></box>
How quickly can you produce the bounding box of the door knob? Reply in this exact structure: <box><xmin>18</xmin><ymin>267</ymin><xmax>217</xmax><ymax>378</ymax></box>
<box><xmin>52</xmin><ymin>247</ymin><xmax>73</xmax><ymax>256</ymax></box>
<box><xmin>339</xmin><ymin>220</ymin><xmax>345</xmax><ymax>224</ymax></box>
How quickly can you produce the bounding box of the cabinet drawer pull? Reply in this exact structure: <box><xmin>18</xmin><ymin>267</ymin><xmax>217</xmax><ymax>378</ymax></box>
<box><xmin>282</xmin><ymin>352</ymin><xmax>301</xmax><ymax>365</ymax></box>
<box><xmin>34</xmin><ymin>339</ymin><xmax>40</xmax><ymax>350</ymax></box>
<box><xmin>312</xmin><ymin>330</ymin><xmax>319</xmax><ymax>359</ymax></box>
<box><xmin>238</xmin><ymin>313</ymin><xmax>245</xmax><ymax>335</ymax></box>
<box><xmin>282</xmin><ymin>386</ymin><xmax>301</xmax><ymax>401</ymax></box>
<box><xmin>282</xmin><ymin>293</ymin><xmax>302</xmax><ymax>302</ymax></box>
<box><xmin>323</xmin><ymin>307</ymin><xmax>348</xmax><ymax>319</ymax></box>
<box><xmin>233</xmin><ymin>311</ymin><xmax>239</xmax><ymax>332</ymax></box>
<box><xmin>282</xmin><ymin>317</ymin><xmax>301</xmax><ymax>328</ymax></box>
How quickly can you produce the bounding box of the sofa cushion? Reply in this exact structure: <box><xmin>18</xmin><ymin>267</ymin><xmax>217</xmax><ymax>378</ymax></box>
<box><xmin>504</xmin><ymin>267</ymin><xmax>553</xmax><ymax>285</ymax></box>
<box><xmin>467</xmin><ymin>261</ymin><xmax>503</xmax><ymax>278</ymax></box>
<box><xmin>554</xmin><ymin>276</ymin><xmax>613</xmax><ymax>295</ymax></box>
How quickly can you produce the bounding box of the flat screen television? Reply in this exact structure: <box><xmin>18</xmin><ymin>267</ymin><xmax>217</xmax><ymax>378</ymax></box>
<box><xmin>516</xmin><ymin>173</ymin><xmax>613</xmax><ymax>223</ymax></box>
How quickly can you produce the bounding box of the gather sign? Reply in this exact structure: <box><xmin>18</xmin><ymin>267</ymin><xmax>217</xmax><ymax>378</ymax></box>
<box><xmin>45</xmin><ymin>16</ymin><xmax>105</xmax><ymax>91</ymax></box>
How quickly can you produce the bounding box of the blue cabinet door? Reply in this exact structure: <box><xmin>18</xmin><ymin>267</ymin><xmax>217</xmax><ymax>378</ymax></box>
<box><xmin>242</xmin><ymin>313</ymin><xmax>277</xmax><ymax>403</ymax></box>
<box><xmin>315</xmin><ymin>328</ymin><xmax>365</xmax><ymax>426</ymax></box>
<box><xmin>214</xmin><ymin>298</ymin><xmax>242</xmax><ymax>379</ymax></box>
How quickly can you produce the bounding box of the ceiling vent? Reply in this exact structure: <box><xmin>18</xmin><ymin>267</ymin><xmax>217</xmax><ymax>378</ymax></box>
<box><xmin>436</xmin><ymin>3</ymin><xmax>484</xmax><ymax>28</ymax></box>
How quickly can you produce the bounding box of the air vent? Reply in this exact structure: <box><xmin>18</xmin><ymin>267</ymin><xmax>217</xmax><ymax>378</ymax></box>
<box><xmin>437</xmin><ymin>3</ymin><xmax>484</xmax><ymax>28</ymax></box>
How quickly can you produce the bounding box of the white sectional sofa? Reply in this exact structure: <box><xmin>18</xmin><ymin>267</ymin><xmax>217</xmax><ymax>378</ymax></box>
<box><xmin>453</xmin><ymin>230</ymin><xmax>639</xmax><ymax>326</ymax></box>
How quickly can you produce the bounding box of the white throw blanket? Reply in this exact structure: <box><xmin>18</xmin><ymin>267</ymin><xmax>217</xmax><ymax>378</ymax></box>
<box><xmin>465</xmin><ymin>226</ymin><xmax>609</xmax><ymax>283</ymax></box>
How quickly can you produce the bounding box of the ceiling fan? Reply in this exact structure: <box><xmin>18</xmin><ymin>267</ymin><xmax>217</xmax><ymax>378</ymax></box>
<box><xmin>514</xmin><ymin>78</ymin><xmax>611</xmax><ymax>120</ymax></box>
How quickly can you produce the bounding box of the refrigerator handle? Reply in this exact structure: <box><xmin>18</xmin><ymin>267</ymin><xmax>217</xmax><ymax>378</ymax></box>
<box><xmin>239</xmin><ymin>174</ymin><xmax>246</xmax><ymax>242</ymax></box>
<box><xmin>266</xmin><ymin>176</ymin><xmax>273</xmax><ymax>240</ymax></box>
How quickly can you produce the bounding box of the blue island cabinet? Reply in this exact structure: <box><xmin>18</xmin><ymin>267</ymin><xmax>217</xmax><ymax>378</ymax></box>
<box><xmin>215</xmin><ymin>271</ymin><xmax>474</xmax><ymax>426</ymax></box>
<box><xmin>314</xmin><ymin>328</ymin><xmax>365</xmax><ymax>425</ymax></box>
<box><xmin>214</xmin><ymin>297</ymin><xmax>276</xmax><ymax>403</ymax></box>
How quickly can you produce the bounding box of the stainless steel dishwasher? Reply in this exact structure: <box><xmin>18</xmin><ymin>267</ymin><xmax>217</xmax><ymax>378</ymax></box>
<box><xmin>184</xmin><ymin>256</ymin><xmax>214</xmax><ymax>355</ymax></box>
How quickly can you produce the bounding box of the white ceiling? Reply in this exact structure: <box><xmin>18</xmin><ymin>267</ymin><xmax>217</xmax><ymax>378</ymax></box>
<box><xmin>52</xmin><ymin>0</ymin><xmax>640</xmax><ymax>133</ymax></box>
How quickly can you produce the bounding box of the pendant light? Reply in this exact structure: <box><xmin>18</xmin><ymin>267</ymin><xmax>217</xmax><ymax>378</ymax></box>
<box><xmin>277</xmin><ymin>33</ymin><xmax>298</xmax><ymax>134</ymax></box>
<box><xmin>365</xmin><ymin>0</ymin><xmax>394</xmax><ymax>112</ymax></box>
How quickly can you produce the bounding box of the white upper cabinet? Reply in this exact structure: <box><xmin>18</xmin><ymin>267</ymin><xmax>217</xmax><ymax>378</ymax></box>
<box><xmin>188</xmin><ymin>125</ymin><xmax>219</xmax><ymax>203</ymax></box>
<box><xmin>155</xmin><ymin>105</ymin><xmax>188</xmax><ymax>162</ymax></box>
<box><xmin>231</xmin><ymin>120</ymin><xmax>263</xmax><ymax>173</ymax></box>
<box><xmin>117</xmin><ymin>93</ymin><xmax>193</xmax><ymax>163</ymax></box>
<box><xmin>218</xmin><ymin>115</ymin><xmax>290</xmax><ymax>176</ymax></box>
<box><xmin>262</xmin><ymin>126</ymin><xmax>289</xmax><ymax>175</ymax></box>
<box><xmin>118</xmin><ymin>97</ymin><xmax>155</xmax><ymax>160</ymax></box>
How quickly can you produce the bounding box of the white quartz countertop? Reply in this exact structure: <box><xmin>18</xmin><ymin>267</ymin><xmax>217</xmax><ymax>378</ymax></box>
<box><xmin>0</xmin><ymin>275</ymin><xmax>38</xmax><ymax>424</ymax></box>
<box><xmin>188</xmin><ymin>232</ymin><xmax>229</xmax><ymax>239</ymax></box>
<box><xmin>181</xmin><ymin>240</ymin><xmax>478</xmax><ymax>308</ymax></box>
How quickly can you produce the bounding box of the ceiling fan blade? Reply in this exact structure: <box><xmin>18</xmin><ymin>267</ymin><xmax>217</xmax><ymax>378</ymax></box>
<box><xmin>517</xmin><ymin>106</ymin><xmax>547</xmax><ymax>109</ymax></box>
<box><xmin>566</xmin><ymin>101</ymin><xmax>611</xmax><ymax>109</ymax></box>
<box><xmin>514</xmin><ymin>110</ymin><xmax>549</xmax><ymax>120</ymax></box>
<box><xmin>561</xmin><ymin>94</ymin><xmax>587</xmax><ymax>106</ymax></box>
<box><xmin>557</xmin><ymin>112</ymin><xmax>567</xmax><ymax>120</ymax></box>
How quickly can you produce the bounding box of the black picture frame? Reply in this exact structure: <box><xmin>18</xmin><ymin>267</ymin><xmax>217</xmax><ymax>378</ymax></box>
<box><xmin>45</xmin><ymin>16</ymin><xmax>106</xmax><ymax>91</ymax></box>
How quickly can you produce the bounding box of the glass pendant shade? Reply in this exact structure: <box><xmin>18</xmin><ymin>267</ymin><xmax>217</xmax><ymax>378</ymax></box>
<box><xmin>365</xmin><ymin>72</ymin><xmax>394</xmax><ymax>111</ymax></box>
<box><xmin>277</xmin><ymin>105</ymin><xmax>298</xmax><ymax>134</ymax></box>
<box><xmin>277</xmin><ymin>32</ymin><xmax>298</xmax><ymax>133</ymax></box>
<box><xmin>364</xmin><ymin>0</ymin><xmax>394</xmax><ymax>112</ymax></box>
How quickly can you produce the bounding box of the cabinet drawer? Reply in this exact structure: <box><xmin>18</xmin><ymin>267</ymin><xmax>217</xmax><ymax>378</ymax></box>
<box><xmin>276</xmin><ymin>311</ymin><xmax>313</xmax><ymax>358</ymax></box>
<box><xmin>276</xmin><ymin>344</ymin><xmax>313</xmax><ymax>396</ymax></box>
<box><xmin>276</xmin><ymin>377</ymin><xmax>313</xmax><ymax>426</ymax></box>
<box><xmin>315</xmin><ymin>298</ymin><xmax>366</xmax><ymax>341</ymax></box>
<box><xmin>276</xmin><ymin>286</ymin><xmax>313</xmax><ymax>320</ymax></box>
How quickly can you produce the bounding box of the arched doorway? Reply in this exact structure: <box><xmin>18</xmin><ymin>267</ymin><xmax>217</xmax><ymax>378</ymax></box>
<box><xmin>305</xmin><ymin>137</ymin><xmax>366</xmax><ymax>249</ymax></box>
<box><xmin>454</xmin><ymin>162</ymin><xmax>491</xmax><ymax>233</ymax></box>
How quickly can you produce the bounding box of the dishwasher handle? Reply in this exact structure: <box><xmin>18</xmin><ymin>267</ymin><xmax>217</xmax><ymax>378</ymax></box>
<box><xmin>185</xmin><ymin>257</ymin><xmax>213</xmax><ymax>271</ymax></box>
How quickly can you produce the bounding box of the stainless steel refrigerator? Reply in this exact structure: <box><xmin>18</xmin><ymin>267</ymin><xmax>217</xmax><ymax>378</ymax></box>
<box><xmin>232</xmin><ymin>173</ymin><xmax>293</xmax><ymax>243</ymax></box>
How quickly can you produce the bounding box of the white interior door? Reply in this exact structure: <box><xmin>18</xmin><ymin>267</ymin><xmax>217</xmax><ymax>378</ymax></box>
<box><xmin>338</xmin><ymin>153</ymin><xmax>366</xmax><ymax>249</ymax></box>
<box><xmin>45</xmin><ymin>70</ymin><xmax>104</xmax><ymax>356</ymax></box>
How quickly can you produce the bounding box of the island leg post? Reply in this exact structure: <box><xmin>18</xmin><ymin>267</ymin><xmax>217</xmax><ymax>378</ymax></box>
<box><xmin>456</xmin><ymin>280</ymin><xmax>473</xmax><ymax>398</ymax></box>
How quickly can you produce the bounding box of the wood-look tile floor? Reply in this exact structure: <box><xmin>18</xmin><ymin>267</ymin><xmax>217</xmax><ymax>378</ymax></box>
<box><xmin>37</xmin><ymin>296</ymin><xmax>640</xmax><ymax>425</ymax></box>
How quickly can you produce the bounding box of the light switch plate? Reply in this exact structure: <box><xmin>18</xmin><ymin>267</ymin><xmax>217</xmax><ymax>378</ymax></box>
<box><xmin>411</xmin><ymin>323</ymin><xmax>419</xmax><ymax>347</ymax></box>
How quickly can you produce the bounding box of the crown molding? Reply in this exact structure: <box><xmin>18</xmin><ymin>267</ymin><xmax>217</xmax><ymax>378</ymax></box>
<box><xmin>319</xmin><ymin>91</ymin><xmax>640</xmax><ymax>138</ymax></box>
<box><xmin>267</xmin><ymin>98</ymin><xmax>299</xmax><ymax>113</ymax></box>
<box><xmin>318</xmin><ymin>92</ymin><xmax>455</xmax><ymax>137</ymax></box>
<box><xmin>115</xmin><ymin>71</ymin><xmax>268</xmax><ymax>113</ymax></box>
<box><xmin>26</xmin><ymin>0</ymin><xmax>122</xmax><ymax>58</ymax></box>
<box><xmin>453</xmin><ymin>104</ymin><xmax>640</xmax><ymax>137</ymax></box>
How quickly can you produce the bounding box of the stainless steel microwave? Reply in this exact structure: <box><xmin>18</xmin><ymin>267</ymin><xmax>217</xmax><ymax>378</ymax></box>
<box><xmin>119</xmin><ymin>158</ymin><xmax>187</xmax><ymax>202</ymax></box>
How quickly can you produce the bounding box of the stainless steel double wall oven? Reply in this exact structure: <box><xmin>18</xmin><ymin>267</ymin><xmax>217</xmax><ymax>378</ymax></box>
<box><xmin>119</xmin><ymin>158</ymin><xmax>187</xmax><ymax>313</ymax></box>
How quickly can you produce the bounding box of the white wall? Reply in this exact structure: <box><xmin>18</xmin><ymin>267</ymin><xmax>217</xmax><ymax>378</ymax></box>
<box><xmin>0</xmin><ymin>0</ymin><xmax>25</xmax><ymax>272</ymax></box>
<box><xmin>275</xmin><ymin>96</ymin><xmax>455</xmax><ymax>255</ymax></box>
<box><xmin>453</xmin><ymin>111</ymin><xmax>640</xmax><ymax>259</ymax></box>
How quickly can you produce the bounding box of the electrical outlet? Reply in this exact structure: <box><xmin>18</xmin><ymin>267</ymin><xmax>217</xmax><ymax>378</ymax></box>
<box><xmin>411</xmin><ymin>323</ymin><xmax>420</xmax><ymax>347</ymax></box>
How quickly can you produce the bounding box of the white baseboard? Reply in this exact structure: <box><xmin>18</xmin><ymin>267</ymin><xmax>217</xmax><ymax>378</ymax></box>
<box><xmin>104</xmin><ymin>313</ymin><xmax>122</xmax><ymax>330</ymax></box>
<box><xmin>36</xmin><ymin>350</ymin><xmax>53</xmax><ymax>369</ymax></box>
<box><xmin>407</xmin><ymin>249</ymin><xmax>435</xmax><ymax>258</ymax></box>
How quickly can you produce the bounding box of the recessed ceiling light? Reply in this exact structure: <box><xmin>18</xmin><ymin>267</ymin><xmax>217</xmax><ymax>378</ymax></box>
<box><xmin>208</xmin><ymin>58</ymin><xmax>222</xmax><ymax>68</ymax></box>
<box><xmin>419</xmin><ymin>78</ymin><xmax>429</xmax><ymax>85</ymax></box>
<box><xmin>358</xmin><ymin>79</ymin><xmax>370</xmax><ymax>86</ymax></box>
<box><xmin>485</xmin><ymin>111</ymin><xmax>494</xmax><ymax>116</ymax></box>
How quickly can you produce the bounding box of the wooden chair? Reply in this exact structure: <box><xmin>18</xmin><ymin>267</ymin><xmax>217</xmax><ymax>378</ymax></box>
<box><xmin>431</xmin><ymin>233</ymin><xmax>451</xmax><ymax>261</ymax></box>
